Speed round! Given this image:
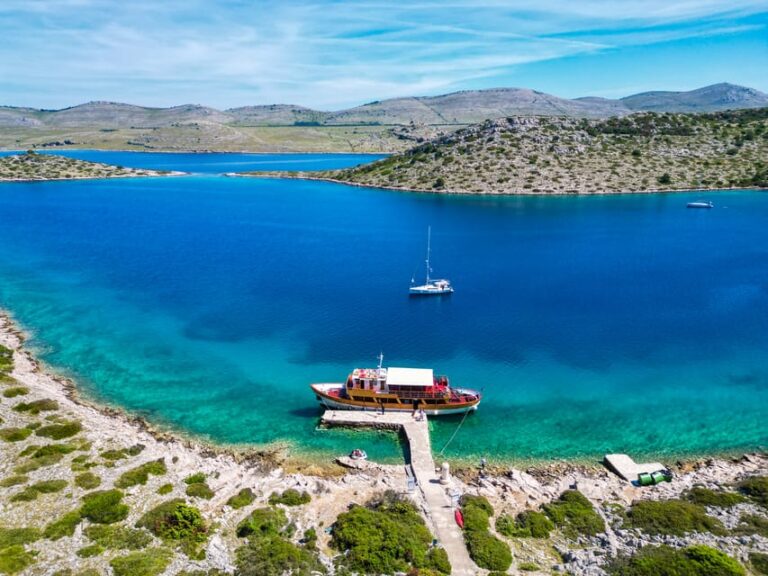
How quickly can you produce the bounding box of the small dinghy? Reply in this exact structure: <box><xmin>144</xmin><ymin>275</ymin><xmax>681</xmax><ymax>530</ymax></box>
<box><xmin>454</xmin><ymin>508</ymin><xmax>465</xmax><ymax>529</ymax></box>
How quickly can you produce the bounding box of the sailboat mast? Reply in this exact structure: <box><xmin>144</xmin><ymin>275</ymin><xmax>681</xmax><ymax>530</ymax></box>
<box><xmin>425</xmin><ymin>226</ymin><xmax>431</xmax><ymax>283</ymax></box>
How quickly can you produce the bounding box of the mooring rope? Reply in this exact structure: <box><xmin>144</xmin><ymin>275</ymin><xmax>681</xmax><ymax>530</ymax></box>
<box><xmin>437</xmin><ymin>406</ymin><xmax>472</xmax><ymax>456</ymax></box>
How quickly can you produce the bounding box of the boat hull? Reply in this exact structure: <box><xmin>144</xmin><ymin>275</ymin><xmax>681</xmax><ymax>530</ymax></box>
<box><xmin>311</xmin><ymin>383</ymin><xmax>480</xmax><ymax>416</ymax></box>
<box><xmin>409</xmin><ymin>287</ymin><xmax>454</xmax><ymax>295</ymax></box>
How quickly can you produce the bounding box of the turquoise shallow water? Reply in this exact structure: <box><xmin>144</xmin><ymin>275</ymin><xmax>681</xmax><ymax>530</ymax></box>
<box><xmin>0</xmin><ymin>153</ymin><xmax>767</xmax><ymax>463</ymax></box>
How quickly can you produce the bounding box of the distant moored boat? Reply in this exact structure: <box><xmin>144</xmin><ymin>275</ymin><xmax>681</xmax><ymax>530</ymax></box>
<box><xmin>410</xmin><ymin>226</ymin><xmax>454</xmax><ymax>295</ymax></box>
<box><xmin>687</xmin><ymin>201</ymin><xmax>714</xmax><ymax>209</ymax></box>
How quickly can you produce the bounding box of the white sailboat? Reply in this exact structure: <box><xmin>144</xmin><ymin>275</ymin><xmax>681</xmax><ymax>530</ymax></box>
<box><xmin>409</xmin><ymin>226</ymin><xmax>454</xmax><ymax>295</ymax></box>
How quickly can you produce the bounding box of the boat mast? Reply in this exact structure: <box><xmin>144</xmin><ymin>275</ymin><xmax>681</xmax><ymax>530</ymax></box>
<box><xmin>425</xmin><ymin>226</ymin><xmax>432</xmax><ymax>283</ymax></box>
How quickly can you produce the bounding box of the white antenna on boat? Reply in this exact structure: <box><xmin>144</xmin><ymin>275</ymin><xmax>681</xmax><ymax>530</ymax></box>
<box><xmin>376</xmin><ymin>352</ymin><xmax>384</xmax><ymax>378</ymax></box>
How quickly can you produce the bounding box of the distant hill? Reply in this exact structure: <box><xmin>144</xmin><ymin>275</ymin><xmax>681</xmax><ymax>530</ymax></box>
<box><xmin>0</xmin><ymin>101</ymin><xmax>234</xmax><ymax>128</ymax></box>
<box><xmin>323</xmin><ymin>88</ymin><xmax>630</xmax><ymax>125</ymax></box>
<box><xmin>227</xmin><ymin>104</ymin><xmax>327</xmax><ymax>125</ymax></box>
<box><xmin>621</xmin><ymin>83</ymin><xmax>768</xmax><ymax>113</ymax></box>
<box><xmin>1</xmin><ymin>83</ymin><xmax>766</xmax><ymax>130</ymax></box>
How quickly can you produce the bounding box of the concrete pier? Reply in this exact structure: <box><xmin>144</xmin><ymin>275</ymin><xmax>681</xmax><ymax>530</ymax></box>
<box><xmin>604</xmin><ymin>453</ymin><xmax>665</xmax><ymax>482</ymax></box>
<box><xmin>321</xmin><ymin>410</ymin><xmax>477</xmax><ymax>576</ymax></box>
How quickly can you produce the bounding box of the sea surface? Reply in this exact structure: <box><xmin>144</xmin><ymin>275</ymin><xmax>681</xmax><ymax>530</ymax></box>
<box><xmin>1</xmin><ymin>151</ymin><xmax>767</xmax><ymax>463</ymax></box>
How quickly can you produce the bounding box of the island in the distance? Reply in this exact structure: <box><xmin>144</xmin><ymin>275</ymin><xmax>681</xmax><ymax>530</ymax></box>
<box><xmin>241</xmin><ymin>108</ymin><xmax>768</xmax><ymax>195</ymax></box>
<box><xmin>0</xmin><ymin>151</ymin><xmax>180</xmax><ymax>182</ymax></box>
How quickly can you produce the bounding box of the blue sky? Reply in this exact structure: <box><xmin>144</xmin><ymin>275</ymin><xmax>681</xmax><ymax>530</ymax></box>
<box><xmin>1</xmin><ymin>1</ymin><xmax>766</xmax><ymax>109</ymax></box>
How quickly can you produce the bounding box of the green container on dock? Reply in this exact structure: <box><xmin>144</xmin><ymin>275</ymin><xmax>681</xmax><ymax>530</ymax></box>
<box><xmin>651</xmin><ymin>471</ymin><xmax>666</xmax><ymax>485</ymax></box>
<box><xmin>638</xmin><ymin>472</ymin><xmax>653</xmax><ymax>486</ymax></box>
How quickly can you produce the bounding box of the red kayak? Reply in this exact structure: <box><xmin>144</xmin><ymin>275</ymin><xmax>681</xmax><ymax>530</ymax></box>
<box><xmin>454</xmin><ymin>508</ymin><xmax>464</xmax><ymax>529</ymax></box>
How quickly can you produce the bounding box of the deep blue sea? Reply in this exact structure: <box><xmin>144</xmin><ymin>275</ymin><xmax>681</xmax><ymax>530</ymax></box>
<box><xmin>1</xmin><ymin>151</ymin><xmax>767</xmax><ymax>463</ymax></box>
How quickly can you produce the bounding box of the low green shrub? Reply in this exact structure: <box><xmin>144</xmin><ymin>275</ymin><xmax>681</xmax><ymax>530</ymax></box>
<box><xmin>237</xmin><ymin>507</ymin><xmax>288</xmax><ymax>538</ymax></box>
<box><xmin>12</xmin><ymin>398</ymin><xmax>58</xmax><ymax>414</ymax></box>
<box><xmin>627</xmin><ymin>499</ymin><xmax>725</xmax><ymax>536</ymax></box>
<box><xmin>29</xmin><ymin>443</ymin><xmax>76</xmax><ymax>459</ymax></box>
<box><xmin>685</xmin><ymin>486</ymin><xmax>746</xmax><ymax>507</ymax></box>
<box><xmin>227</xmin><ymin>487</ymin><xmax>256</xmax><ymax>509</ymax></box>
<box><xmin>331</xmin><ymin>493</ymin><xmax>434</xmax><ymax>574</ymax></box>
<box><xmin>75</xmin><ymin>472</ymin><xmax>101</xmax><ymax>490</ymax></box>
<box><xmin>734</xmin><ymin>513</ymin><xmax>768</xmax><ymax>537</ymax></box>
<box><xmin>44</xmin><ymin>511</ymin><xmax>82</xmax><ymax>539</ymax></box>
<box><xmin>34</xmin><ymin>479</ymin><xmax>68</xmax><ymax>493</ymax></box>
<box><xmin>115</xmin><ymin>459</ymin><xmax>166</xmax><ymax>488</ymax></box>
<box><xmin>460</xmin><ymin>494</ymin><xmax>494</xmax><ymax>516</ymax></box>
<box><xmin>2</xmin><ymin>387</ymin><xmax>28</xmax><ymax>398</ymax></box>
<box><xmin>0</xmin><ymin>344</ymin><xmax>13</xmax><ymax>372</ymax></box>
<box><xmin>110</xmin><ymin>548</ymin><xmax>173</xmax><ymax>576</ymax></box>
<box><xmin>606</xmin><ymin>544</ymin><xmax>745</xmax><ymax>576</ymax></box>
<box><xmin>10</xmin><ymin>479</ymin><xmax>67</xmax><ymax>502</ymax></box>
<box><xmin>71</xmin><ymin>454</ymin><xmax>94</xmax><ymax>472</ymax></box>
<box><xmin>543</xmin><ymin>490</ymin><xmax>605</xmax><ymax>538</ymax></box>
<box><xmin>302</xmin><ymin>527</ymin><xmax>317</xmax><ymax>549</ymax></box>
<box><xmin>425</xmin><ymin>547</ymin><xmax>451</xmax><ymax>574</ymax></box>
<box><xmin>497</xmin><ymin>510</ymin><xmax>554</xmax><ymax>538</ymax></box>
<box><xmin>519</xmin><ymin>561</ymin><xmax>540</xmax><ymax>571</ymax></box>
<box><xmin>459</xmin><ymin>492</ymin><xmax>512</xmax><ymax>570</ymax></box>
<box><xmin>184</xmin><ymin>472</ymin><xmax>206</xmax><ymax>484</ymax></box>
<box><xmin>464</xmin><ymin>530</ymin><xmax>512</xmax><ymax>571</ymax></box>
<box><xmin>100</xmin><ymin>444</ymin><xmax>145</xmax><ymax>461</ymax></box>
<box><xmin>55</xmin><ymin>569</ymin><xmax>101</xmax><ymax>576</ymax></box>
<box><xmin>76</xmin><ymin>544</ymin><xmax>104</xmax><ymax>558</ymax></box>
<box><xmin>234</xmin><ymin>533</ymin><xmax>326</xmax><ymax>576</ymax></box>
<box><xmin>0</xmin><ymin>545</ymin><xmax>36</xmax><ymax>575</ymax></box>
<box><xmin>80</xmin><ymin>489</ymin><xmax>130</xmax><ymax>524</ymax></box>
<box><xmin>463</xmin><ymin>504</ymin><xmax>490</xmax><ymax>532</ymax></box>
<box><xmin>0</xmin><ymin>427</ymin><xmax>32</xmax><ymax>442</ymax></box>
<box><xmin>751</xmin><ymin>552</ymin><xmax>768</xmax><ymax>575</ymax></box>
<box><xmin>157</xmin><ymin>483</ymin><xmax>173</xmax><ymax>495</ymax></box>
<box><xmin>136</xmin><ymin>499</ymin><xmax>207</xmax><ymax>557</ymax></box>
<box><xmin>85</xmin><ymin>524</ymin><xmax>153</xmax><ymax>550</ymax></box>
<box><xmin>738</xmin><ymin>476</ymin><xmax>768</xmax><ymax>507</ymax></box>
<box><xmin>186</xmin><ymin>481</ymin><xmax>214</xmax><ymax>499</ymax></box>
<box><xmin>268</xmin><ymin>488</ymin><xmax>311</xmax><ymax>506</ymax></box>
<box><xmin>34</xmin><ymin>420</ymin><xmax>81</xmax><ymax>439</ymax></box>
<box><xmin>0</xmin><ymin>475</ymin><xmax>28</xmax><ymax>487</ymax></box>
<box><xmin>0</xmin><ymin>527</ymin><xmax>42</xmax><ymax>547</ymax></box>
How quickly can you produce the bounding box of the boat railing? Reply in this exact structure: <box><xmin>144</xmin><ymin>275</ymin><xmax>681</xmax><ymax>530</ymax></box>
<box><xmin>390</xmin><ymin>389</ymin><xmax>479</xmax><ymax>403</ymax></box>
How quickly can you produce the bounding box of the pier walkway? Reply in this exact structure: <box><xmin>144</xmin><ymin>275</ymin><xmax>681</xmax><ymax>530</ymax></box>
<box><xmin>321</xmin><ymin>410</ymin><xmax>477</xmax><ymax>576</ymax></box>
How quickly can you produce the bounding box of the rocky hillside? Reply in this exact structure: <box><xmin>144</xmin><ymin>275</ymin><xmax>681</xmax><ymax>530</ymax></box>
<box><xmin>325</xmin><ymin>108</ymin><xmax>768</xmax><ymax>194</ymax></box>
<box><xmin>0</xmin><ymin>152</ymin><xmax>174</xmax><ymax>181</ymax></box>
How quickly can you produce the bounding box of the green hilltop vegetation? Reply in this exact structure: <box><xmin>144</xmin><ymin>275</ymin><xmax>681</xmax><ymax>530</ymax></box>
<box><xmin>0</xmin><ymin>151</ymin><xmax>171</xmax><ymax>181</ymax></box>
<box><xmin>323</xmin><ymin>108</ymin><xmax>768</xmax><ymax>194</ymax></box>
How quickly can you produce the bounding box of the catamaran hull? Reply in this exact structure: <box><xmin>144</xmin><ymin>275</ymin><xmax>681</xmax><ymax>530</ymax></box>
<box><xmin>311</xmin><ymin>383</ymin><xmax>480</xmax><ymax>416</ymax></box>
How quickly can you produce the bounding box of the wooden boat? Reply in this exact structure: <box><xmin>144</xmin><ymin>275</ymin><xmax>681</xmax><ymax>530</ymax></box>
<box><xmin>310</xmin><ymin>355</ymin><xmax>481</xmax><ymax>416</ymax></box>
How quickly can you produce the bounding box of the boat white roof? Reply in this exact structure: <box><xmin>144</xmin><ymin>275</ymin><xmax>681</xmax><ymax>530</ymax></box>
<box><xmin>386</xmin><ymin>367</ymin><xmax>434</xmax><ymax>387</ymax></box>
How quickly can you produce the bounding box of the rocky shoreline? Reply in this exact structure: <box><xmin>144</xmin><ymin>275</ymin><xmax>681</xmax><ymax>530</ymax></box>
<box><xmin>236</xmin><ymin>169</ymin><xmax>763</xmax><ymax>196</ymax></box>
<box><xmin>1</xmin><ymin>311</ymin><xmax>766</xmax><ymax>575</ymax></box>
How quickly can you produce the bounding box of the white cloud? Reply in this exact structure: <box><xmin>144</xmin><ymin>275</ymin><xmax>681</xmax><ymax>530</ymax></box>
<box><xmin>0</xmin><ymin>0</ymin><xmax>765</xmax><ymax>108</ymax></box>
